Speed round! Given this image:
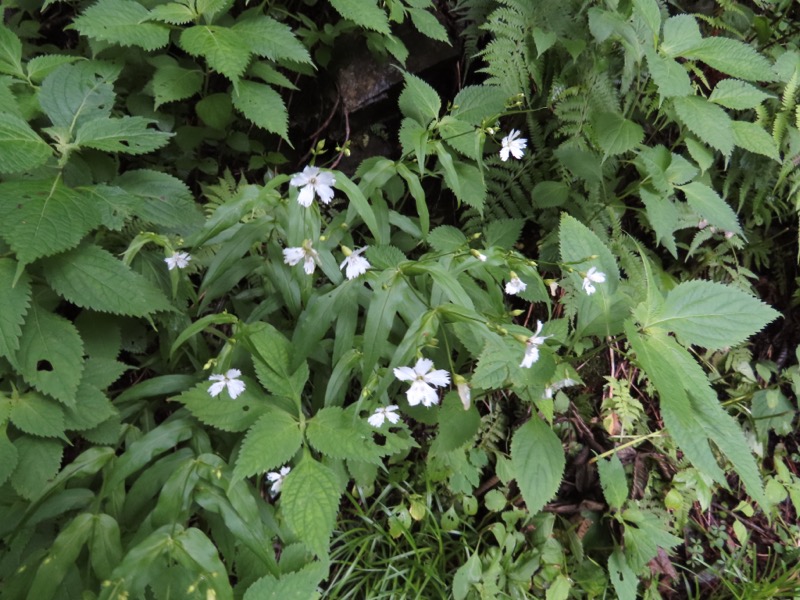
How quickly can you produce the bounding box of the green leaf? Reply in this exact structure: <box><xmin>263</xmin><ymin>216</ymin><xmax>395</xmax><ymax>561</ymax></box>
<box><xmin>399</xmin><ymin>72</ymin><xmax>441</xmax><ymax>126</ymax></box>
<box><xmin>172</xmin><ymin>528</ymin><xmax>234</xmax><ymax>600</ymax></box>
<box><xmin>281</xmin><ymin>457</ymin><xmax>342</xmax><ymax>556</ymax></box>
<box><xmin>598</xmin><ymin>455</ymin><xmax>628</xmax><ymax>510</ymax></box>
<box><xmin>592</xmin><ymin>112</ymin><xmax>644</xmax><ymax>157</ymax></box>
<box><xmin>152</xmin><ymin>63</ymin><xmax>203</xmax><ymax>109</ymax></box>
<box><xmin>648</xmin><ymin>280</ymin><xmax>780</xmax><ymax>350</ymax></box>
<box><xmin>147</xmin><ymin>2</ymin><xmax>196</xmax><ymax>24</ymax></box>
<box><xmin>26</xmin><ymin>55</ymin><xmax>80</xmax><ymax>83</ymax></box>
<box><xmin>437</xmin><ymin>145</ymin><xmax>486</xmax><ymax>212</ymax></box>
<box><xmin>243</xmin><ymin>563</ymin><xmax>327</xmax><ymax>600</ymax></box>
<box><xmin>13</xmin><ymin>303</ymin><xmax>84</xmax><ymax>406</ymax></box>
<box><xmin>233</xmin><ymin>16</ymin><xmax>312</xmax><ymax>64</ymax></box>
<box><xmin>116</xmin><ymin>169</ymin><xmax>202</xmax><ymax>230</ymax></box>
<box><xmin>408</xmin><ymin>8</ymin><xmax>449</xmax><ymax>43</ymax></box>
<box><xmin>678</xmin><ymin>181</ymin><xmax>741</xmax><ymax>235</ymax></box>
<box><xmin>608</xmin><ymin>548</ymin><xmax>638</xmax><ymax>600</ymax></box>
<box><xmin>180</xmin><ymin>25</ymin><xmax>251</xmax><ymax>85</ymax></box>
<box><xmin>435</xmin><ymin>392</ymin><xmax>481</xmax><ymax>452</ymax></box>
<box><xmin>732</xmin><ymin>121</ymin><xmax>781</xmax><ymax>161</ymax></box>
<box><xmin>673</xmin><ymin>96</ymin><xmax>734</xmax><ymax>155</ymax></box>
<box><xmin>337</xmin><ymin>171</ymin><xmax>385</xmax><ymax>245</ymax></box>
<box><xmin>233</xmin><ymin>410</ymin><xmax>301</xmax><ymax>480</ymax></box>
<box><xmin>660</xmin><ymin>15</ymin><xmax>701</xmax><ymax>57</ymax></box>
<box><xmin>0</xmin><ymin>23</ymin><xmax>23</xmax><ymax>78</ymax></box>
<box><xmin>74</xmin><ymin>115</ymin><xmax>172</xmax><ymax>154</ymax></box>
<box><xmin>175</xmin><ymin>379</ymin><xmax>269</xmax><ymax>433</ymax></box>
<box><xmin>709</xmin><ymin>79</ymin><xmax>773</xmax><ymax>110</ymax></box>
<box><xmin>247</xmin><ymin>323</ymin><xmax>309</xmax><ymax>402</ymax></box>
<box><xmin>621</xmin><ymin>508</ymin><xmax>682</xmax><ymax>571</ymax></box>
<box><xmin>0</xmin><ymin>113</ymin><xmax>52</xmax><ymax>174</ymax></box>
<box><xmin>511</xmin><ymin>416</ymin><xmax>565</xmax><ymax>515</ymax></box>
<box><xmin>63</xmin><ymin>382</ymin><xmax>117</xmax><ymax>431</ymax></box>
<box><xmin>42</xmin><ymin>244</ymin><xmax>172</xmax><ymax>316</ymax></box>
<box><xmin>11</xmin><ymin>435</ymin><xmax>63</xmax><ymax>500</ymax></box>
<box><xmin>0</xmin><ymin>258</ymin><xmax>31</xmax><ymax>360</ymax></box>
<box><xmin>645</xmin><ymin>48</ymin><xmax>691</xmax><ymax>99</ymax></box>
<box><xmin>306</xmin><ymin>407</ymin><xmax>383</xmax><ymax>464</ymax></box>
<box><xmin>0</xmin><ymin>425</ymin><xmax>18</xmax><ymax>486</ymax></box>
<box><xmin>451</xmin><ymin>85</ymin><xmax>508</xmax><ymax>126</ymax></box>
<box><xmin>682</xmin><ymin>37</ymin><xmax>774</xmax><ymax>82</ymax></box>
<box><xmin>640</xmin><ymin>188</ymin><xmax>679</xmax><ymax>258</ymax></box>
<box><xmin>361</xmin><ymin>275</ymin><xmax>406</xmax><ymax>377</ymax></box>
<box><xmin>232</xmin><ymin>80</ymin><xmax>288</xmax><ymax>140</ymax></box>
<box><xmin>39</xmin><ymin>62</ymin><xmax>116</xmax><ymax>131</ymax></box>
<box><xmin>634</xmin><ymin>0</ymin><xmax>662</xmax><ymax>38</ymax></box>
<box><xmin>89</xmin><ymin>514</ymin><xmax>123</xmax><ymax>580</ymax></box>
<box><xmin>0</xmin><ymin>179</ymin><xmax>103</xmax><ymax>265</ymax></box>
<box><xmin>559</xmin><ymin>213</ymin><xmax>620</xmax><ymax>294</ymax></box>
<box><xmin>73</xmin><ymin>0</ymin><xmax>169</xmax><ymax>50</ymax></box>
<box><xmin>428</xmin><ymin>225</ymin><xmax>467</xmax><ymax>253</ymax></box>
<box><xmin>329</xmin><ymin>0</ymin><xmax>390</xmax><ymax>35</ymax></box>
<box><xmin>10</xmin><ymin>392</ymin><xmax>65</xmax><ymax>438</ymax></box>
<box><xmin>484</xmin><ymin>218</ymin><xmax>524</xmax><ymax>248</ymax></box>
<box><xmin>472</xmin><ymin>339</ymin><xmax>515</xmax><ymax>389</ymax></box>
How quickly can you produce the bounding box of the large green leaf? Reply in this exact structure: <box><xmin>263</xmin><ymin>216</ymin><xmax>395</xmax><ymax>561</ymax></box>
<box><xmin>10</xmin><ymin>391</ymin><xmax>66</xmax><ymax>438</ymax></box>
<box><xmin>247</xmin><ymin>323</ymin><xmax>309</xmax><ymax>402</ymax></box>
<box><xmin>0</xmin><ymin>425</ymin><xmax>18</xmax><ymax>486</ymax></box>
<box><xmin>42</xmin><ymin>244</ymin><xmax>172</xmax><ymax>316</ymax></box>
<box><xmin>329</xmin><ymin>0</ymin><xmax>390</xmax><ymax>34</ymax></box>
<box><xmin>63</xmin><ymin>382</ymin><xmax>117</xmax><ymax>432</ymax></box>
<box><xmin>731</xmin><ymin>121</ymin><xmax>780</xmax><ymax>161</ymax></box>
<box><xmin>592</xmin><ymin>112</ymin><xmax>644</xmax><ymax>157</ymax></box>
<box><xmin>243</xmin><ymin>563</ymin><xmax>327</xmax><ymax>600</ymax></box>
<box><xmin>0</xmin><ymin>23</ymin><xmax>23</xmax><ymax>78</ymax></box>
<box><xmin>681</xmin><ymin>37</ymin><xmax>774</xmax><ymax>82</ymax></box>
<box><xmin>233</xmin><ymin>410</ymin><xmax>302</xmax><ymax>481</ymax></box>
<box><xmin>709</xmin><ymin>79</ymin><xmax>773</xmax><ymax>110</ymax></box>
<box><xmin>175</xmin><ymin>379</ymin><xmax>268</xmax><ymax>433</ymax></box>
<box><xmin>233</xmin><ymin>15</ymin><xmax>311</xmax><ymax>64</ymax></box>
<box><xmin>39</xmin><ymin>62</ymin><xmax>116</xmax><ymax>131</ymax></box>
<box><xmin>648</xmin><ymin>280</ymin><xmax>780</xmax><ymax>350</ymax></box>
<box><xmin>510</xmin><ymin>416</ymin><xmax>565</xmax><ymax>515</ymax></box>
<box><xmin>399</xmin><ymin>72</ymin><xmax>441</xmax><ymax>126</ymax></box>
<box><xmin>0</xmin><ymin>179</ymin><xmax>103</xmax><ymax>265</ymax></box>
<box><xmin>10</xmin><ymin>435</ymin><xmax>63</xmax><ymax>500</ymax></box>
<box><xmin>673</xmin><ymin>95</ymin><xmax>734</xmax><ymax>156</ymax></box>
<box><xmin>281</xmin><ymin>457</ymin><xmax>342</xmax><ymax>557</ymax></box>
<box><xmin>179</xmin><ymin>25</ymin><xmax>251</xmax><ymax>85</ymax></box>
<box><xmin>559</xmin><ymin>213</ymin><xmax>620</xmax><ymax>295</ymax></box>
<box><xmin>597</xmin><ymin>455</ymin><xmax>628</xmax><ymax>510</ymax></box>
<box><xmin>0</xmin><ymin>113</ymin><xmax>52</xmax><ymax>174</ymax></box>
<box><xmin>74</xmin><ymin>116</ymin><xmax>172</xmax><ymax>155</ymax></box>
<box><xmin>171</xmin><ymin>528</ymin><xmax>234</xmax><ymax>600</ymax></box>
<box><xmin>645</xmin><ymin>49</ymin><xmax>691</xmax><ymax>98</ymax></box>
<box><xmin>116</xmin><ymin>169</ymin><xmax>203</xmax><ymax>231</ymax></box>
<box><xmin>678</xmin><ymin>181</ymin><xmax>741</xmax><ymax>235</ymax></box>
<box><xmin>232</xmin><ymin>80</ymin><xmax>288</xmax><ymax>140</ymax></box>
<box><xmin>152</xmin><ymin>62</ymin><xmax>203</xmax><ymax>109</ymax></box>
<box><xmin>306</xmin><ymin>407</ymin><xmax>383</xmax><ymax>464</ymax></box>
<box><xmin>660</xmin><ymin>15</ymin><xmax>701</xmax><ymax>57</ymax></box>
<box><xmin>13</xmin><ymin>303</ymin><xmax>84</xmax><ymax>406</ymax></box>
<box><xmin>0</xmin><ymin>258</ymin><xmax>31</xmax><ymax>360</ymax></box>
<box><xmin>72</xmin><ymin>0</ymin><xmax>169</xmax><ymax>50</ymax></box>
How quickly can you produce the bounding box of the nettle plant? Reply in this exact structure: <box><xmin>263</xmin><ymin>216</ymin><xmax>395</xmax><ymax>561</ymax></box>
<box><xmin>0</xmin><ymin>0</ymin><xmax>791</xmax><ymax>599</ymax></box>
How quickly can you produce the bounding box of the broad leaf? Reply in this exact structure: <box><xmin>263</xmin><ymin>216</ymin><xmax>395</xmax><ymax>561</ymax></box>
<box><xmin>306</xmin><ymin>407</ymin><xmax>383</xmax><ymax>464</ymax></box>
<box><xmin>559</xmin><ymin>213</ymin><xmax>620</xmax><ymax>295</ymax></box>
<box><xmin>11</xmin><ymin>435</ymin><xmax>63</xmax><ymax>500</ymax></box>
<box><xmin>435</xmin><ymin>393</ymin><xmax>481</xmax><ymax>452</ymax></box>
<box><xmin>660</xmin><ymin>15</ymin><xmax>701</xmax><ymax>57</ymax></box>
<box><xmin>116</xmin><ymin>169</ymin><xmax>202</xmax><ymax>231</ymax></box>
<box><xmin>329</xmin><ymin>0</ymin><xmax>390</xmax><ymax>34</ymax></box>
<box><xmin>0</xmin><ymin>113</ymin><xmax>52</xmax><ymax>174</ymax></box>
<box><xmin>10</xmin><ymin>392</ymin><xmax>66</xmax><ymax>438</ymax></box>
<box><xmin>26</xmin><ymin>55</ymin><xmax>80</xmax><ymax>83</ymax></box>
<box><xmin>673</xmin><ymin>96</ymin><xmax>734</xmax><ymax>156</ymax></box>
<box><xmin>39</xmin><ymin>62</ymin><xmax>116</xmax><ymax>131</ymax></box>
<box><xmin>0</xmin><ymin>23</ymin><xmax>23</xmax><ymax>78</ymax></box>
<box><xmin>0</xmin><ymin>426</ymin><xmax>18</xmax><ymax>486</ymax></box>
<box><xmin>180</xmin><ymin>25</ymin><xmax>251</xmax><ymax>85</ymax></box>
<box><xmin>63</xmin><ymin>383</ymin><xmax>117</xmax><ymax>431</ymax></box>
<box><xmin>399</xmin><ymin>72</ymin><xmax>441</xmax><ymax>125</ymax></box>
<box><xmin>511</xmin><ymin>416</ymin><xmax>565</xmax><ymax>515</ymax></box>
<box><xmin>233</xmin><ymin>410</ymin><xmax>301</xmax><ymax>481</ymax></box>
<box><xmin>73</xmin><ymin>0</ymin><xmax>169</xmax><ymax>50</ymax></box>
<box><xmin>247</xmin><ymin>323</ymin><xmax>309</xmax><ymax>402</ymax></box>
<box><xmin>152</xmin><ymin>63</ymin><xmax>203</xmax><ymax>109</ymax></box>
<box><xmin>232</xmin><ymin>81</ymin><xmax>288</xmax><ymax>140</ymax></box>
<box><xmin>678</xmin><ymin>181</ymin><xmax>741</xmax><ymax>235</ymax></box>
<box><xmin>682</xmin><ymin>37</ymin><xmax>774</xmax><ymax>82</ymax></box>
<box><xmin>75</xmin><ymin>116</ymin><xmax>172</xmax><ymax>154</ymax></box>
<box><xmin>646</xmin><ymin>50</ymin><xmax>691</xmax><ymax>99</ymax></box>
<box><xmin>243</xmin><ymin>563</ymin><xmax>327</xmax><ymax>600</ymax></box>
<box><xmin>0</xmin><ymin>258</ymin><xmax>31</xmax><ymax>360</ymax></box>
<box><xmin>592</xmin><ymin>112</ymin><xmax>644</xmax><ymax>156</ymax></box>
<box><xmin>598</xmin><ymin>455</ymin><xmax>628</xmax><ymax>510</ymax></box>
<box><xmin>709</xmin><ymin>79</ymin><xmax>773</xmax><ymax>110</ymax></box>
<box><xmin>451</xmin><ymin>85</ymin><xmax>509</xmax><ymax>126</ymax></box>
<box><xmin>42</xmin><ymin>244</ymin><xmax>172</xmax><ymax>316</ymax></box>
<box><xmin>233</xmin><ymin>16</ymin><xmax>311</xmax><ymax>64</ymax></box>
<box><xmin>732</xmin><ymin>121</ymin><xmax>780</xmax><ymax>161</ymax></box>
<box><xmin>175</xmin><ymin>379</ymin><xmax>268</xmax><ymax>433</ymax></box>
<box><xmin>408</xmin><ymin>8</ymin><xmax>449</xmax><ymax>43</ymax></box>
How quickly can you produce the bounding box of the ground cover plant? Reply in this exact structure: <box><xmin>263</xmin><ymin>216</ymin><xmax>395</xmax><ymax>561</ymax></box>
<box><xmin>0</xmin><ymin>0</ymin><xmax>798</xmax><ymax>598</ymax></box>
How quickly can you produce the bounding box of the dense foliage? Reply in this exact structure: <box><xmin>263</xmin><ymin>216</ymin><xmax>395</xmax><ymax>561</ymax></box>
<box><xmin>0</xmin><ymin>0</ymin><xmax>798</xmax><ymax>598</ymax></box>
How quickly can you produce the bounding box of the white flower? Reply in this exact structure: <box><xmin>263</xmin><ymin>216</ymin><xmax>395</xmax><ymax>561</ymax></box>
<box><xmin>165</xmin><ymin>251</ymin><xmax>191</xmax><ymax>270</ymax></box>
<box><xmin>368</xmin><ymin>405</ymin><xmax>400</xmax><ymax>427</ymax></box>
<box><xmin>457</xmin><ymin>382</ymin><xmax>471</xmax><ymax>410</ymax></box>
<box><xmin>548</xmin><ymin>281</ymin><xmax>559</xmax><ymax>296</ymax></box>
<box><xmin>582</xmin><ymin>267</ymin><xmax>606</xmax><ymax>295</ymax></box>
<box><xmin>499</xmin><ymin>129</ymin><xmax>527</xmax><ymax>161</ymax></box>
<box><xmin>340</xmin><ymin>246</ymin><xmax>370</xmax><ymax>280</ymax></box>
<box><xmin>266</xmin><ymin>466</ymin><xmax>291</xmax><ymax>495</ymax></box>
<box><xmin>470</xmin><ymin>249</ymin><xmax>487</xmax><ymax>262</ymax></box>
<box><xmin>520</xmin><ymin>321</ymin><xmax>550</xmax><ymax>368</ymax></box>
<box><xmin>504</xmin><ymin>275</ymin><xmax>527</xmax><ymax>295</ymax></box>
<box><xmin>393</xmin><ymin>358</ymin><xmax>450</xmax><ymax>407</ymax></box>
<box><xmin>543</xmin><ymin>378</ymin><xmax>578</xmax><ymax>399</ymax></box>
<box><xmin>290</xmin><ymin>165</ymin><xmax>336</xmax><ymax>207</ymax></box>
<box><xmin>283</xmin><ymin>240</ymin><xmax>320</xmax><ymax>275</ymax></box>
<box><xmin>208</xmin><ymin>369</ymin><xmax>246</xmax><ymax>399</ymax></box>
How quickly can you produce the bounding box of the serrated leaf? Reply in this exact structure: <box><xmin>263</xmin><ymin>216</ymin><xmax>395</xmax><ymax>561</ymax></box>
<box><xmin>75</xmin><ymin>116</ymin><xmax>172</xmax><ymax>154</ymax></box>
<box><xmin>640</xmin><ymin>188</ymin><xmax>679</xmax><ymax>257</ymax></box>
<box><xmin>39</xmin><ymin>62</ymin><xmax>117</xmax><ymax>132</ymax></box>
<box><xmin>660</xmin><ymin>15</ymin><xmax>701</xmax><ymax>57</ymax></box>
<box><xmin>0</xmin><ymin>23</ymin><xmax>23</xmax><ymax>78</ymax></box>
<box><xmin>472</xmin><ymin>340</ymin><xmax>516</xmax><ymax>390</ymax></box>
<box><xmin>451</xmin><ymin>85</ymin><xmax>508</xmax><ymax>126</ymax></box>
<box><xmin>248</xmin><ymin>323</ymin><xmax>309</xmax><ymax>401</ymax></box>
<box><xmin>78</xmin><ymin>184</ymin><xmax>137</xmax><ymax>230</ymax></box>
<box><xmin>621</xmin><ymin>508</ymin><xmax>682</xmax><ymax>570</ymax></box>
<box><xmin>180</xmin><ymin>25</ymin><xmax>251</xmax><ymax>85</ymax></box>
<box><xmin>63</xmin><ymin>382</ymin><xmax>117</xmax><ymax>431</ymax></box>
<box><xmin>115</xmin><ymin>169</ymin><xmax>202</xmax><ymax>231</ymax></box>
<box><xmin>679</xmin><ymin>181</ymin><xmax>741</xmax><ymax>234</ymax></box>
<box><xmin>147</xmin><ymin>2</ymin><xmax>196</xmax><ymax>24</ymax></box>
<box><xmin>592</xmin><ymin>112</ymin><xmax>644</xmax><ymax>157</ymax></box>
<box><xmin>484</xmin><ymin>218</ymin><xmax>524</xmax><ymax>248</ymax></box>
<box><xmin>0</xmin><ymin>258</ymin><xmax>31</xmax><ymax>360</ymax></box>
<box><xmin>435</xmin><ymin>393</ymin><xmax>481</xmax><ymax>451</ymax></box>
<box><xmin>81</xmin><ymin>356</ymin><xmax>127</xmax><ymax>390</ymax></box>
<box><xmin>233</xmin><ymin>410</ymin><xmax>301</xmax><ymax>481</ymax></box>
<box><xmin>598</xmin><ymin>455</ymin><xmax>628</xmax><ymax>510</ymax></box>
<box><xmin>13</xmin><ymin>303</ymin><xmax>84</xmax><ymax>406</ymax></box>
<box><xmin>559</xmin><ymin>213</ymin><xmax>620</xmax><ymax>295</ymax></box>
<box><xmin>646</xmin><ymin>49</ymin><xmax>692</xmax><ymax>99</ymax></box>
<box><xmin>281</xmin><ymin>457</ymin><xmax>342</xmax><ymax>557</ymax></box>
<box><xmin>25</xmin><ymin>55</ymin><xmax>80</xmax><ymax>83</ymax></box>
<box><xmin>232</xmin><ymin>80</ymin><xmax>288</xmax><ymax>140</ymax></box>
<box><xmin>243</xmin><ymin>562</ymin><xmax>327</xmax><ymax>600</ymax></box>
<box><xmin>175</xmin><ymin>379</ymin><xmax>268</xmax><ymax>433</ymax></box>
<box><xmin>0</xmin><ymin>113</ymin><xmax>52</xmax><ymax>174</ymax></box>
<box><xmin>10</xmin><ymin>392</ymin><xmax>66</xmax><ymax>438</ymax></box>
<box><xmin>0</xmin><ymin>179</ymin><xmax>103</xmax><ymax>265</ymax></box>
<box><xmin>306</xmin><ymin>407</ymin><xmax>383</xmax><ymax>464</ymax></box>
<box><xmin>428</xmin><ymin>225</ymin><xmax>467</xmax><ymax>253</ymax></box>
<box><xmin>73</xmin><ymin>0</ymin><xmax>169</xmax><ymax>50</ymax></box>
<box><xmin>233</xmin><ymin>16</ymin><xmax>312</xmax><ymax>65</ymax></box>
<box><xmin>732</xmin><ymin>121</ymin><xmax>781</xmax><ymax>161</ymax></box>
<box><xmin>11</xmin><ymin>435</ymin><xmax>63</xmax><ymax>500</ymax></box>
<box><xmin>152</xmin><ymin>64</ymin><xmax>203</xmax><ymax>108</ymax></box>
<box><xmin>709</xmin><ymin>79</ymin><xmax>773</xmax><ymax>110</ymax></box>
<box><xmin>682</xmin><ymin>37</ymin><xmax>774</xmax><ymax>82</ymax></box>
<box><xmin>0</xmin><ymin>425</ymin><xmax>18</xmax><ymax>486</ymax></box>
<box><xmin>42</xmin><ymin>244</ymin><xmax>172</xmax><ymax>316</ymax></box>
<box><xmin>329</xmin><ymin>0</ymin><xmax>390</xmax><ymax>34</ymax></box>
<box><xmin>408</xmin><ymin>8</ymin><xmax>449</xmax><ymax>43</ymax></box>
<box><xmin>608</xmin><ymin>549</ymin><xmax>638</xmax><ymax>600</ymax></box>
<box><xmin>648</xmin><ymin>280</ymin><xmax>780</xmax><ymax>350</ymax></box>
<box><xmin>634</xmin><ymin>0</ymin><xmax>661</xmax><ymax>38</ymax></box>
<box><xmin>673</xmin><ymin>95</ymin><xmax>734</xmax><ymax>156</ymax></box>
<box><xmin>511</xmin><ymin>416</ymin><xmax>565</xmax><ymax>515</ymax></box>
<box><xmin>399</xmin><ymin>72</ymin><xmax>441</xmax><ymax>125</ymax></box>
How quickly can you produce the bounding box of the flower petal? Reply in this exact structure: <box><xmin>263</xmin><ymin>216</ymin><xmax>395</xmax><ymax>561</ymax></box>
<box><xmin>226</xmin><ymin>379</ymin><xmax>246</xmax><ymax>399</ymax></box>
<box><xmin>208</xmin><ymin>381</ymin><xmax>226</xmax><ymax>397</ymax></box>
<box><xmin>413</xmin><ymin>357</ymin><xmax>434</xmax><ymax>376</ymax></box>
<box><xmin>297</xmin><ymin>184</ymin><xmax>315</xmax><ymax>207</ymax></box>
<box><xmin>423</xmin><ymin>369</ymin><xmax>450</xmax><ymax>387</ymax></box>
<box><xmin>393</xmin><ymin>366</ymin><xmax>417</xmax><ymax>381</ymax></box>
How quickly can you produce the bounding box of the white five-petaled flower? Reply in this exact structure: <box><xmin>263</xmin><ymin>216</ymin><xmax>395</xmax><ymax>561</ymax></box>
<box><xmin>290</xmin><ymin>165</ymin><xmax>336</xmax><ymax>207</ymax></box>
<box><xmin>283</xmin><ymin>240</ymin><xmax>320</xmax><ymax>275</ymax></box>
<box><xmin>582</xmin><ymin>267</ymin><xmax>606</xmax><ymax>295</ymax></box>
<box><xmin>520</xmin><ymin>321</ymin><xmax>550</xmax><ymax>368</ymax></box>
<box><xmin>266</xmin><ymin>466</ymin><xmax>291</xmax><ymax>495</ymax></box>
<box><xmin>208</xmin><ymin>369</ymin><xmax>246</xmax><ymax>399</ymax></box>
<box><xmin>393</xmin><ymin>358</ymin><xmax>451</xmax><ymax>407</ymax></box>
<box><xmin>504</xmin><ymin>275</ymin><xmax>527</xmax><ymax>295</ymax></box>
<box><xmin>165</xmin><ymin>251</ymin><xmax>191</xmax><ymax>270</ymax></box>
<box><xmin>368</xmin><ymin>405</ymin><xmax>401</xmax><ymax>427</ymax></box>
<box><xmin>543</xmin><ymin>378</ymin><xmax>579</xmax><ymax>399</ymax></box>
<box><xmin>340</xmin><ymin>246</ymin><xmax>371</xmax><ymax>280</ymax></box>
<box><xmin>499</xmin><ymin>129</ymin><xmax>527</xmax><ymax>161</ymax></box>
